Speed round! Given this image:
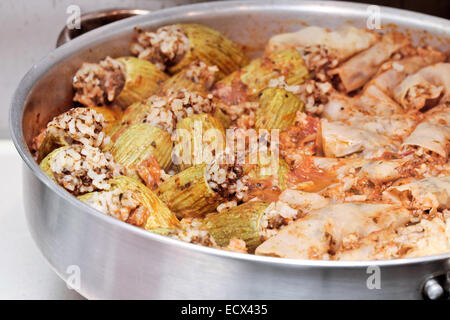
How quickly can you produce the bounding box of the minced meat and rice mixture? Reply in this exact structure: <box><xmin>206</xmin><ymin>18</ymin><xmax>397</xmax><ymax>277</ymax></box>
<box><xmin>44</xmin><ymin>107</ymin><xmax>111</xmax><ymax>149</ymax></box>
<box><xmin>73</xmin><ymin>57</ymin><xmax>126</xmax><ymax>107</ymax></box>
<box><xmin>205</xmin><ymin>152</ymin><xmax>247</xmax><ymax>200</ymax></box>
<box><xmin>138</xmin><ymin>89</ymin><xmax>218</xmax><ymax>134</ymax></box>
<box><xmin>130</xmin><ymin>25</ymin><xmax>189</xmax><ymax>71</ymax></box>
<box><xmin>82</xmin><ymin>188</ymin><xmax>150</xmax><ymax>227</ymax></box>
<box><xmin>50</xmin><ymin>144</ymin><xmax>122</xmax><ymax>196</ymax></box>
<box><xmin>183</xmin><ymin>61</ymin><xmax>218</xmax><ymax>90</ymax></box>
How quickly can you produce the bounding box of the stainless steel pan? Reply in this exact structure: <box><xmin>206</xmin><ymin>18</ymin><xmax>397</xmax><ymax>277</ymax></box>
<box><xmin>9</xmin><ymin>0</ymin><xmax>450</xmax><ymax>299</ymax></box>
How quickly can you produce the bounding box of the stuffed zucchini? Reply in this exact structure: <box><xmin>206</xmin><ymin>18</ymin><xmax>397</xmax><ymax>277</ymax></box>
<box><xmin>130</xmin><ymin>24</ymin><xmax>249</xmax><ymax>78</ymax></box>
<box><xmin>255</xmin><ymin>87</ymin><xmax>305</xmax><ymax>130</ymax></box>
<box><xmin>79</xmin><ymin>175</ymin><xmax>179</xmax><ymax>232</ymax></box>
<box><xmin>73</xmin><ymin>56</ymin><xmax>168</xmax><ymax>108</ymax></box>
<box><xmin>205</xmin><ymin>201</ymin><xmax>269</xmax><ymax>252</ymax></box>
<box><xmin>213</xmin><ymin>49</ymin><xmax>309</xmax><ymax>105</ymax></box>
<box><xmin>109</xmin><ymin>123</ymin><xmax>173</xmax><ymax>178</ymax></box>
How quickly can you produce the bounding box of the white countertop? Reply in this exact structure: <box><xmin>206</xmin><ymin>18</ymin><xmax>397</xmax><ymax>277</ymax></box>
<box><xmin>0</xmin><ymin>140</ymin><xmax>84</xmax><ymax>299</ymax></box>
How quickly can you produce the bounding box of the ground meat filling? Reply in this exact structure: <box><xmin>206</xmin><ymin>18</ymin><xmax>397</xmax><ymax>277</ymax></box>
<box><xmin>166</xmin><ymin>89</ymin><xmax>216</xmax><ymax>120</ymax></box>
<box><xmin>82</xmin><ymin>188</ymin><xmax>149</xmax><ymax>226</ymax></box>
<box><xmin>168</xmin><ymin>218</ymin><xmax>216</xmax><ymax>247</ymax></box>
<box><xmin>298</xmin><ymin>45</ymin><xmax>339</xmax><ymax>81</ymax></box>
<box><xmin>73</xmin><ymin>57</ymin><xmax>125</xmax><ymax>107</ymax></box>
<box><xmin>140</xmin><ymin>90</ymin><xmax>217</xmax><ymax>134</ymax></box>
<box><xmin>50</xmin><ymin>144</ymin><xmax>122</xmax><ymax>195</ymax></box>
<box><xmin>184</xmin><ymin>61</ymin><xmax>219</xmax><ymax>90</ymax></box>
<box><xmin>46</xmin><ymin>107</ymin><xmax>110</xmax><ymax>149</ymax></box>
<box><xmin>222</xmin><ymin>102</ymin><xmax>259</xmax><ymax>124</ymax></box>
<box><xmin>161</xmin><ymin>90</ymin><xmax>216</xmax><ymax>119</ymax></box>
<box><xmin>298</xmin><ymin>80</ymin><xmax>333</xmax><ymax>115</ymax></box>
<box><xmin>403</xmin><ymin>146</ymin><xmax>450</xmax><ymax>165</ymax></box>
<box><xmin>404</xmin><ymin>83</ymin><xmax>443</xmax><ymax>110</ymax></box>
<box><xmin>267</xmin><ymin>76</ymin><xmax>332</xmax><ymax>116</ymax></box>
<box><xmin>260</xmin><ymin>201</ymin><xmax>299</xmax><ymax>240</ymax></box>
<box><xmin>130</xmin><ymin>25</ymin><xmax>189</xmax><ymax>71</ymax></box>
<box><xmin>141</xmin><ymin>95</ymin><xmax>177</xmax><ymax>134</ymax></box>
<box><xmin>205</xmin><ymin>153</ymin><xmax>247</xmax><ymax>200</ymax></box>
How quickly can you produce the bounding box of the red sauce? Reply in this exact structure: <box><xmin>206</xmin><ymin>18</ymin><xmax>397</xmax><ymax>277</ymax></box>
<box><xmin>213</xmin><ymin>76</ymin><xmax>249</xmax><ymax>105</ymax></box>
<box><xmin>280</xmin><ymin>115</ymin><xmax>320</xmax><ymax>155</ymax></box>
<box><xmin>136</xmin><ymin>154</ymin><xmax>162</xmax><ymax>190</ymax></box>
<box><xmin>246</xmin><ymin>178</ymin><xmax>281</xmax><ymax>202</ymax></box>
<box><xmin>288</xmin><ymin>156</ymin><xmax>335</xmax><ymax>192</ymax></box>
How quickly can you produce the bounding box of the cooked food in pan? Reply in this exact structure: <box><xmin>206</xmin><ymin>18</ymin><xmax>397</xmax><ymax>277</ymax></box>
<box><xmin>32</xmin><ymin>23</ymin><xmax>449</xmax><ymax>261</ymax></box>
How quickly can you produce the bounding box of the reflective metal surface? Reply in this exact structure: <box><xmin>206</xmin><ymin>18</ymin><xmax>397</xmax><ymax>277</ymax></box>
<box><xmin>56</xmin><ymin>8</ymin><xmax>150</xmax><ymax>48</ymax></box>
<box><xmin>0</xmin><ymin>140</ymin><xmax>84</xmax><ymax>299</ymax></box>
<box><xmin>10</xmin><ymin>1</ymin><xmax>450</xmax><ymax>299</ymax></box>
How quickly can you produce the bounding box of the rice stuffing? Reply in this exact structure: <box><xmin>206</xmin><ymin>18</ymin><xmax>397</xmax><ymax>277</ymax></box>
<box><xmin>168</xmin><ymin>218</ymin><xmax>217</xmax><ymax>247</ymax></box>
<box><xmin>73</xmin><ymin>57</ymin><xmax>125</xmax><ymax>107</ymax></box>
<box><xmin>82</xmin><ymin>188</ymin><xmax>150</xmax><ymax>227</ymax></box>
<box><xmin>50</xmin><ymin>144</ymin><xmax>122</xmax><ymax>195</ymax></box>
<box><xmin>130</xmin><ymin>25</ymin><xmax>189</xmax><ymax>71</ymax></box>
<box><xmin>141</xmin><ymin>89</ymin><xmax>218</xmax><ymax>133</ymax></box>
<box><xmin>45</xmin><ymin>107</ymin><xmax>111</xmax><ymax>149</ymax></box>
<box><xmin>297</xmin><ymin>45</ymin><xmax>339</xmax><ymax>81</ymax></box>
<box><xmin>184</xmin><ymin>61</ymin><xmax>219</xmax><ymax>90</ymax></box>
<box><xmin>260</xmin><ymin>201</ymin><xmax>299</xmax><ymax>239</ymax></box>
<box><xmin>141</xmin><ymin>95</ymin><xmax>177</xmax><ymax>134</ymax></box>
<box><xmin>205</xmin><ymin>152</ymin><xmax>248</xmax><ymax>200</ymax></box>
